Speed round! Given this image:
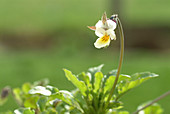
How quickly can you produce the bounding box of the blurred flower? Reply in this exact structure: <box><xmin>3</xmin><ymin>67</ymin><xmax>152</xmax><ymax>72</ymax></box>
<box><xmin>88</xmin><ymin>12</ymin><xmax>117</xmax><ymax>49</ymax></box>
<box><xmin>1</xmin><ymin>86</ymin><xmax>11</xmax><ymax>99</ymax></box>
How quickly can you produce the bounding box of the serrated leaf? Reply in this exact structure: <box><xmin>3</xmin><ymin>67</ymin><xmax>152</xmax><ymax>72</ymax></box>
<box><xmin>93</xmin><ymin>72</ymin><xmax>103</xmax><ymax>93</ymax></box>
<box><xmin>14</xmin><ymin>108</ymin><xmax>35</xmax><ymax>114</ymax></box>
<box><xmin>78</xmin><ymin>72</ymin><xmax>91</xmax><ymax>89</ymax></box>
<box><xmin>29</xmin><ymin>86</ymin><xmax>51</xmax><ymax>96</ymax></box>
<box><xmin>37</xmin><ymin>96</ymin><xmax>48</xmax><ymax>112</ymax></box>
<box><xmin>118</xmin><ymin>72</ymin><xmax>158</xmax><ymax>95</ymax></box>
<box><xmin>24</xmin><ymin>96</ymin><xmax>39</xmax><ymax>109</ymax></box>
<box><xmin>137</xmin><ymin>103</ymin><xmax>163</xmax><ymax>114</ymax></box>
<box><xmin>64</xmin><ymin>69</ymin><xmax>87</xmax><ymax>96</ymax></box>
<box><xmin>22</xmin><ymin>83</ymin><xmax>31</xmax><ymax>94</ymax></box>
<box><xmin>104</xmin><ymin>76</ymin><xmax>116</xmax><ymax>94</ymax></box>
<box><xmin>131</xmin><ymin>72</ymin><xmax>158</xmax><ymax>80</ymax></box>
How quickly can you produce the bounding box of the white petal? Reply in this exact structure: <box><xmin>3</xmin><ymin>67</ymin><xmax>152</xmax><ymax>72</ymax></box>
<box><xmin>95</xmin><ymin>20</ymin><xmax>103</xmax><ymax>28</ymax></box>
<box><xmin>95</xmin><ymin>27</ymin><xmax>105</xmax><ymax>37</ymax></box>
<box><xmin>107</xmin><ymin>30</ymin><xmax>116</xmax><ymax>40</ymax></box>
<box><xmin>107</xmin><ymin>20</ymin><xmax>117</xmax><ymax>30</ymax></box>
<box><xmin>94</xmin><ymin>37</ymin><xmax>111</xmax><ymax>49</ymax></box>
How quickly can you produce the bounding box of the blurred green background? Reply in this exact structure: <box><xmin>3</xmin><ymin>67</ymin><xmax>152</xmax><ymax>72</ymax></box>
<box><xmin>0</xmin><ymin>0</ymin><xmax>170</xmax><ymax>113</ymax></box>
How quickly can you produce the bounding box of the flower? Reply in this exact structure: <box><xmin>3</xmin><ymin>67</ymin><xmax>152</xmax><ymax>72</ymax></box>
<box><xmin>88</xmin><ymin>12</ymin><xmax>117</xmax><ymax>49</ymax></box>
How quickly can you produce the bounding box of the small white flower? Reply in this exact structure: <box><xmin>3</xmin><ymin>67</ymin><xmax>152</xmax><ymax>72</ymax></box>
<box><xmin>88</xmin><ymin>12</ymin><xmax>117</xmax><ymax>49</ymax></box>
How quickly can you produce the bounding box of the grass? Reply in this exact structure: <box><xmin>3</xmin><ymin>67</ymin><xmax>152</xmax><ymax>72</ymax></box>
<box><xmin>123</xmin><ymin>0</ymin><xmax>170</xmax><ymax>27</ymax></box>
<box><xmin>0</xmin><ymin>0</ymin><xmax>106</xmax><ymax>33</ymax></box>
<box><xmin>0</xmin><ymin>48</ymin><xmax>170</xmax><ymax>113</ymax></box>
<box><xmin>0</xmin><ymin>0</ymin><xmax>169</xmax><ymax>33</ymax></box>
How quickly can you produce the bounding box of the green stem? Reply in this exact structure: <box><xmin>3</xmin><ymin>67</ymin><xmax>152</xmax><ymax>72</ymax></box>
<box><xmin>133</xmin><ymin>91</ymin><xmax>170</xmax><ymax>114</ymax></box>
<box><xmin>105</xmin><ymin>17</ymin><xmax>124</xmax><ymax>109</ymax></box>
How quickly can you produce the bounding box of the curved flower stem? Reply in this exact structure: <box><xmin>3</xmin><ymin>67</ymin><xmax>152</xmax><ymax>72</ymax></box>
<box><xmin>133</xmin><ymin>91</ymin><xmax>170</xmax><ymax>114</ymax></box>
<box><xmin>105</xmin><ymin>17</ymin><xmax>124</xmax><ymax>109</ymax></box>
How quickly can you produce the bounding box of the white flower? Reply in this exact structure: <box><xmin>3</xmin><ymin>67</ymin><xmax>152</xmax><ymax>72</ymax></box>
<box><xmin>94</xmin><ymin>18</ymin><xmax>117</xmax><ymax>49</ymax></box>
<box><xmin>87</xmin><ymin>12</ymin><xmax>117</xmax><ymax>49</ymax></box>
<box><xmin>88</xmin><ymin>13</ymin><xmax>117</xmax><ymax>49</ymax></box>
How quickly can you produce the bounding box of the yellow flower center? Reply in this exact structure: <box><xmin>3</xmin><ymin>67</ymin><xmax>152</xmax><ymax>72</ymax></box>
<box><xmin>101</xmin><ymin>33</ymin><xmax>110</xmax><ymax>42</ymax></box>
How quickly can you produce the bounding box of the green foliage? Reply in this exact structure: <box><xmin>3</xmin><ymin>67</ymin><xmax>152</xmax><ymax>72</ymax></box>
<box><xmin>64</xmin><ymin>69</ymin><xmax>87</xmax><ymax>96</ymax></box>
<box><xmin>94</xmin><ymin>72</ymin><xmax>103</xmax><ymax>93</ymax></box>
<box><xmin>14</xmin><ymin>108</ymin><xmax>35</xmax><ymax>114</ymax></box>
<box><xmin>0</xmin><ymin>65</ymin><xmax>160</xmax><ymax>114</ymax></box>
<box><xmin>62</xmin><ymin>65</ymin><xmax>158</xmax><ymax>113</ymax></box>
<box><xmin>37</xmin><ymin>96</ymin><xmax>48</xmax><ymax>112</ymax></box>
<box><xmin>117</xmin><ymin>72</ymin><xmax>158</xmax><ymax>100</ymax></box>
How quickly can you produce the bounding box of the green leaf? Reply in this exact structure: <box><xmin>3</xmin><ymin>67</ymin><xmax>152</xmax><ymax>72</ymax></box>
<box><xmin>46</xmin><ymin>85</ymin><xmax>59</xmax><ymax>94</ymax></box>
<box><xmin>37</xmin><ymin>96</ymin><xmax>48</xmax><ymax>112</ymax></box>
<box><xmin>46</xmin><ymin>108</ymin><xmax>58</xmax><ymax>114</ymax></box>
<box><xmin>49</xmin><ymin>90</ymin><xmax>74</xmax><ymax>105</ymax></box>
<box><xmin>131</xmin><ymin>72</ymin><xmax>158</xmax><ymax>80</ymax></box>
<box><xmin>118</xmin><ymin>72</ymin><xmax>158</xmax><ymax>94</ymax></box>
<box><xmin>64</xmin><ymin>69</ymin><xmax>87</xmax><ymax>96</ymax></box>
<box><xmin>78</xmin><ymin>72</ymin><xmax>91</xmax><ymax>90</ymax></box>
<box><xmin>107</xmin><ymin>69</ymin><xmax>117</xmax><ymax>77</ymax></box>
<box><xmin>104</xmin><ymin>76</ymin><xmax>115</xmax><ymax>94</ymax></box>
<box><xmin>29</xmin><ymin>86</ymin><xmax>51</xmax><ymax>96</ymax></box>
<box><xmin>14</xmin><ymin>108</ymin><xmax>35</xmax><ymax>114</ymax></box>
<box><xmin>137</xmin><ymin>103</ymin><xmax>163</xmax><ymax>114</ymax></box>
<box><xmin>49</xmin><ymin>90</ymin><xmax>83</xmax><ymax>113</ymax></box>
<box><xmin>118</xmin><ymin>74</ymin><xmax>131</xmax><ymax>83</ymax></box>
<box><xmin>88</xmin><ymin>64</ymin><xmax>104</xmax><ymax>88</ymax></box>
<box><xmin>88</xmin><ymin>64</ymin><xmax>104</xmax><ymax>75</ymax></box>
<box><xmin>108</xmin><ymin>101</ymin><xmax>123</xmax><ymax>109</ymax></box>
<box><xmin>13</xmin><ymin>88</ymin><xmax>23</xmax><ymax>105</ymax></box>
<box><xmin>24</xmin><ymin>96</ymin><xmax>39</xmax><ymax>109</ymax></box>
<box><xmin>22</xmin><ymin>83</ymin><xmax>31</xmax><ymax>94</ymax></box>
<box><xmin>94</xmin><ymin>72</ymin><xmax>103</xmax><ymax>93</ymax></box>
